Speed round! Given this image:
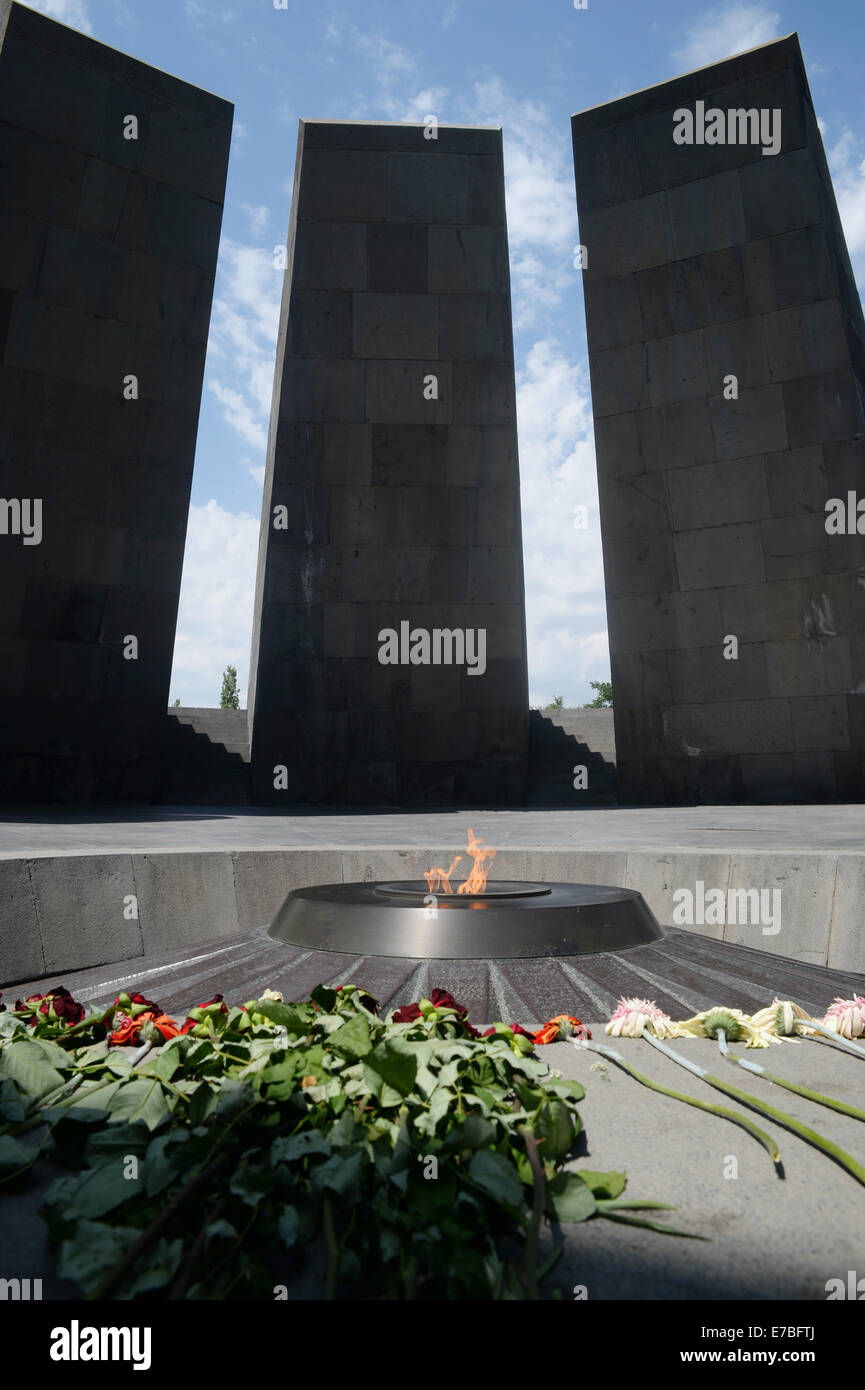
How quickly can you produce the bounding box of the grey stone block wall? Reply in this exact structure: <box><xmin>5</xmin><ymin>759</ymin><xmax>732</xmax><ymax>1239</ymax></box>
<box><xmin>572</xmin><ymin>34</ymin><xmax>865</xmax><ymax>804</ymax></box>
<box><xmin>0</xmin><ymin>3</ymin><xmax>232</xmax><ymax>801</ymax></box>
<box><xmin>249</xmin><ymin>120</ymin><xmax>529</xmax><ymax>805</ymax></box>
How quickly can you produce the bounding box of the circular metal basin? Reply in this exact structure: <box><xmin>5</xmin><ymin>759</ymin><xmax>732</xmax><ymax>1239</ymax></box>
<box><xmin>268</xmin><ymin>880</ymin><xmax>663</xmax><ymax>960</ymax></box>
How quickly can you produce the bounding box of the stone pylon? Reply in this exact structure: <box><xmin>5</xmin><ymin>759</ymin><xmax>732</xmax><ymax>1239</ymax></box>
<box><xmin>249</xmin><ymin>120</ymin><xmax>529</xmax><ymax>805</ymax></box>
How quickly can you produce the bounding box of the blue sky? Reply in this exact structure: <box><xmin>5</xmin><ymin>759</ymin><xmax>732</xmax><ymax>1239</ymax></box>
<box><xmin>31</xmin><ymin>0</ymin><xmax>865</xmax><ymax>707</ymax></box>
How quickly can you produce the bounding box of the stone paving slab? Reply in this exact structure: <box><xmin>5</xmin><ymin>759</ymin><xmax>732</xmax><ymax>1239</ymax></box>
<box><xmin>1</xmin><ymin>802</ymin><xmax>865</xmax><ymax>857</ymax></box>
<box><xmin>545</xmin><ymin>1035</ymin><xmax>865</xmax><ymax>1300</ymax></box>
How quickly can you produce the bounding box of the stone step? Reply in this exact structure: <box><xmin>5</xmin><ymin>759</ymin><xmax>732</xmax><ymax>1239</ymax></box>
<box><xmin>161</xmin><ymin>709</ymin><xmax>251</xmax><ymax>804</ymax></box>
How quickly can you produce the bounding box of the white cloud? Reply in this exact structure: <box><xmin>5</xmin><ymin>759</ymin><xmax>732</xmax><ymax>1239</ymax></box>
<box><xmin>171</xmin><ymin>501</ymin><xmax>259</xmax><ymax>708</ymax></box>
<box><xmin>185</xmin><ymin>0</ymin><xmax>235</xmax><ymax>25</ymax></box>
<box><xmin>672</xmin><ymin>3</ymin><xmax>781</xmax><ymax>71</ymax></box>
<box><xmin>352</xmin><ymin>31</ymin><xmax>415</xmax><ymax>77</ymax></box>
<box><xmin>240</xmin><ymin>202</ymin><xmax>270</xmax><ymax>237</ymax></box>
<box><xmin>516</xmin><ymin>341</ymin><xmax>609</xmax><ymax>704</ymax></box>
<box><xmin>826</xmin><ymin>126</ymin><xmax>865</xmax><ymax>292</ymax></box>
<box><xmin>382</xmin><ymin>87</ymin><xmax>450</xmax><ymax>125</ymax></box>
<box><xmin>470</xmin><ymin>79</ymin><xmax>577</xmax><ymax>253</ymax></box>
<box><xmin>208</xmin><ymin>381</ymin><xmax>268</xmax><ymax>451</ymax></box>
<box><xmin>205</xmin><ymin>240</ymin><xmax>282</xmax><ymax>455</ymax></box>
<box><xmin>242</xmin><ymin>457</ymin><xmax>266</xmax><ymax>486</ymax></box>
<box><xmin>25</xmin><ymin>0</ymin><xmax>92</xmax><ymax>32</ymax></box>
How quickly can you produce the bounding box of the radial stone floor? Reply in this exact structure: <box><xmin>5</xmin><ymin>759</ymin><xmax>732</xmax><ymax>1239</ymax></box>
<box><xmin>12</xmin><ymin>923</ymin><xmax>864</xmax><ymax>1028</ymax></box>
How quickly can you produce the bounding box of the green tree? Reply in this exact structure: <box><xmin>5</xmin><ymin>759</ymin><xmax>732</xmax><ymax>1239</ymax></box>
<box><xmin>220</xmin><ymin>665</ymin><xmax>240</xmax><ymax>710</ymax></box>
<box><xmin>544</xmin><ymin>694</ymin><xmax>565</xmax><ymax>709</ymax></box>
<box><xmin>172</xmin><ymin>698</ymin><xmax>181</xmax><ymax>708</ymax></box>
<box><xmin>583</xmin><ymin>680</ymin><xmax>612</xmax><ymax>708</ymax></box>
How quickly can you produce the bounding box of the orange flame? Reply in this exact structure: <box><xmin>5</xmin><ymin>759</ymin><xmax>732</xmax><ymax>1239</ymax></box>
<box><xmin>424</xmin><ymin>827</ymin><xmax>496</xmax><ymax>896</ymax></box>
<box><xmin>424</xmin><ymin>854</ymin><xmax>463</xmax><ymax>894</ymax></box>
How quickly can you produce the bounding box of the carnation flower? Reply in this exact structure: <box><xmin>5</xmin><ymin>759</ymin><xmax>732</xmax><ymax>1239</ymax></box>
<box><xmin>534</xmin><ymin>1014</ymin><xmax>591</xmax><ymax>1044</ymax></box>
<box><xmin>822</xmin><ymin>996</ymin><xmax>865</xmax><ymax>1039</ymax></box>
<box><xmin>109</xmin><ymin>1010</ymin><xmax>181</xmax><ymax>1047</ymax></box>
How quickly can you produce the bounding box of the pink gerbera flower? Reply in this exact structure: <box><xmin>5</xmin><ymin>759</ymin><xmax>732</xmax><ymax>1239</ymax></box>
<box><xmin>606</xmin><ymin>997</ymin><xmax>680</xmax><ymax>1039</ymax></box>
<box><xmin>822</xmin><ymin>996</ymin><xmax>865</xmax><ymax>1039</ymax></box>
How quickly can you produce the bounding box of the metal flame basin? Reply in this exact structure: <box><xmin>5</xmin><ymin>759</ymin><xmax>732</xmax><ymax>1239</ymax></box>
<box><xmin>268</xmin><ymin>881</ymin><xmax>664</xmax><ymax>960</ymax></box>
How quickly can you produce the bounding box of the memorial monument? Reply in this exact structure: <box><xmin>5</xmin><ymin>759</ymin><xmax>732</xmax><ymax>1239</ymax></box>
<box><xmin>248</xmin><ymin>120</ymin><xmax>529</xmax><ymax>805</ymax></box>
<box><xmin>0</xmin><ymin>1</ymin><xmax>232</xmax><ymax>801</ymax></box>
<box><xmin>572</xmin><ymin>34</ymin><xmax>865</xmax><ymax>804</ymax></box>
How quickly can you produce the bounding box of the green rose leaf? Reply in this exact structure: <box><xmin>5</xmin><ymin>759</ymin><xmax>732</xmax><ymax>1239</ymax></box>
<box><xmin>468</xmin><ymin>1150</ymin><xmax>525</xmax><ymax>1208</ymax></box>
<box><xmin>440</xmin><ymin>1113</ymin><xmax>497</xmax><ymax>1154</ymax></box>
<box><xmin>250</xmin><ymin>1000</ymin><xmax>312</xmax><ymax>1033</ymax></box>
<box><xmin>0</xmin><ymin>1039</ymin><xmax>65</xmax><ymax>1101</ymax></box>
<box><xmin>0</xmin><ymin>1134</ymin><xmax>35</xmax><ymax>1182</ymax></box>
<box><xmin>365</xmin><ymin>1037</ymin><xmax>418</xmax><ymax>1098</ymax></box>
<box><xmin>57</xmin><ymin>1220</ymin><xmax>141</xmax><ymax>1297</ymax></box>
<box><xmin>328</xmin><ymin>1013</ymin><xmax>372</xmax><ymax>1060</ymax></box>
<box><xmin>311</xmin><ymin>1148</ymin><xmax>367</xmax><ymax>1199</ymax></box>
<box><xmin>102</xmin><ymin>1077</ymin><xmax>170</xmax><ymax>1130</ymax></box>
<box><xmin>578</xmin><ymin>1168</ymin><xmax>627</xmax><ymax>1199</ymax></box>
<box><xmin>84</xmin><ymin>1120</ymin><xmax>151</xmax><ymax>1167</ymax></box>
<box><xmin>45</xmin><ymin>1161</ymin><xmax>138</xmax><ymax>1220</ymax></box>
<box><xmin>547</xmin><ymin>1171</ymin><xmax>598</xmax><ymax>1223</ymax></box>
<box><xmin>271</xmin><ymin>1131</ymin><xmax>331</xmax><ymax>1167</ymax></box>
<box><xmin>534</xmin><ymin>1099</ymin><xmax>578</xmax><ymax>1159</ymax></box>
<box><xmin>126</xmin><ymin>1237</ymin><xmax>184</xmax><ymax>1296</ymax></box>
<box><xmin>187</xmin><ymin>1081</ymin><xmax>216</xmax><ymax>1127</ymax></box>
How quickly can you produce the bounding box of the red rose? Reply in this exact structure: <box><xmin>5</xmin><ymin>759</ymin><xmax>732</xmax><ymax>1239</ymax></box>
<box><xmin>14</xmin><ymin>986</ymin><xmax>85</xmax><ymax>1027</ymax></box>
<box><xmin>180</xmin><ymin>993</ymin><xmax>228</xmax><ymax>1034</ymax></box>
<box><xmin>429</xmin><ymin>988</ymin><xmax>468</xmax><ymax>1017</ymax></box>
<box><xmin>392</xmin><ymin>1002</ymin><xmax>422</xmax><ymax>1023</ymax></box>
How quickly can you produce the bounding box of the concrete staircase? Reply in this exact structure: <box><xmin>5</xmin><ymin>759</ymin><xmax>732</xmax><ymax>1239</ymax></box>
<box><xmin>159</xmin><ymin>706</ymin><xmax>617</xmax><ymax>807</ymax></box>
<box><xmin>528</xmin><ymin>708</ymin><xmax>618</xmax><ymax>806</ymax></box>
<box><xmin>161</xmin><ymin>708</ymin><xmax>251</xmax><ymax>805</ymax></box>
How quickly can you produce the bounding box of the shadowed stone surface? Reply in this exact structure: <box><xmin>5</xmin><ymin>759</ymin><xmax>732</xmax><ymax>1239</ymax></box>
<box><xmin>572</xmin><ymin>35</ymin><xmax>865</xmax><ymax>806</ymax></box>
<box><xmin>0</xmin><ymin>3</ymin><xmax>232</xmax><ymax>802</ymax></box>
<box><xmin>248</xmin><ymin>120</ymin><xmax>529</xmax><ymax>806</ymax></box>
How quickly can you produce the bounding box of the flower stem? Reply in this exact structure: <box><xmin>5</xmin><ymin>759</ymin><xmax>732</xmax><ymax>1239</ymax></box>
<box><xmin>805</xmin><ymin>1021</ymin><xmax>865</xmax><ymax>1059</ymax></box>
<box><xmin>643</xmin><ymin>1032</ymin><xmax>865</xmax><ymax>1190</ymax></box>
<box><xmin>716</xmin><ymin>1031</ymin><xmax>865</xmax><ymax>1123</ymax></box>
<box><xmin>572</xmin><ymin>1039</ymin><xmax>780</xmax><ymax>1165</ymax></box>
<box><xmin>92</xmin><ymin>1150</ymin><xmax>231</xmax><ymax>1300</ymax></box>
<box><xmin>518</xmin><ymin>1125</ymin><xmax>544</xmax><ymax>1300</ymax></box>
